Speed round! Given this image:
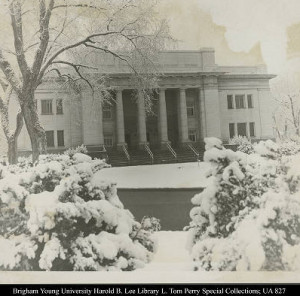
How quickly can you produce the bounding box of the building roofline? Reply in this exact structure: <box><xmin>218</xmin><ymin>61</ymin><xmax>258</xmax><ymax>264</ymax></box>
<box><xmin>220</xmin><ymin>74</ymin><xmax>277</xmax><ymax>80</ymax></box>
<box><xmin>159</xmin><ymin>48</ymin><xmax>215</xmax><ymax>53</ymax></box>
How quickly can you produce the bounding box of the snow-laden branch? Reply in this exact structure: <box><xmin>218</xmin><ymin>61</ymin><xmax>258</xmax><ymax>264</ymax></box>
<box><xmin>38</xmin><ymin>29</ymin><xmax>125</xmax><ymax>81</ymax></box>
<box><xmin>9</xmin><ymin>0</ymin><xmax>30</xmax><ymax>79</ymax></box>
<box><xmin>52</xmin><ymin>3</ymin><xmax>106</xmax><ymax>11</ymax></box>
<box><xmin>32</xmin><ymin>0</ymin><xmax>55</xmax><ymax>82</ymax></box>
<box><xmin>51</xmin><ymin>60</ymin><xmax>97</xmax><ymax>91</ymax></box>
<box><xmin>0</xmin><ymin>49</ymin><xmax>22</xmax><ymax>96</ymax></box>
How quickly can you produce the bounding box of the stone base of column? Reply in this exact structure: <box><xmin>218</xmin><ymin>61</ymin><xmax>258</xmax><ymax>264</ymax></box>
<box><xmin>138</xmin><ymin>141</ymin><xmax>149</xmax><ymax>150</ymax></box>
<box><xmin>116</xmin><ymin>143</ymin><xmax>128</xmax><ymax>151</ymax></box>
<box><xmin>160</xmin><ymin>141</ymin><xmax>171</xmax><ymax>150</ymax></box>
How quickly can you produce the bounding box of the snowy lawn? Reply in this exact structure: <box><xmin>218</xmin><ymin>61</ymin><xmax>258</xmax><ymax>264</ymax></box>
<box><xmin>1</xmin><ymin>231</ymin><xmax>300</xmax><ymax>283</ymax></box>
<box><xmin>93</xmin><ymin>162</ymin><xmax>211</xmax><ymax>189</ymax></box>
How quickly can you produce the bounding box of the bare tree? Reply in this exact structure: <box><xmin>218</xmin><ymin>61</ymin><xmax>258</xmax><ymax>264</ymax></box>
<box><xmin>0</xmin><ymin>82</ymin><xmax>23</xmax><ymax>164</ymax></box>
<box><xmin>272</xmin><ymin>77</ymin><xmax>300</xmax><ymax>140</ymax></box>
<box><xmin>0</xmin><ymin>0</ymin><xmax>171</xmax><ymax>162</ymax></box>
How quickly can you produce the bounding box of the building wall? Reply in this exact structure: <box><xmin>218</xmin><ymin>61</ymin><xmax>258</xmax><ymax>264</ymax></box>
<box><xmin>257</xmin><ymin>89</ymin><xmax>275</xmax><ymax>139</ymax></box>
<box><xmin>11</xmin><ymin>50</ymin><xmax>275</xmax><ymax>153</ymax></box>
<box><xmin>17</xmin><ymin>84</ymin><xmax>74</xmax><ymax>152</ymax></box>
<box><xmin>218</xmin><ymin>89</ymin><xmax>261</xmax><ymax>140</ymax></box>
<box><xmin>218</xmin><ymin>76</ymin><xmax>275</xmax><ymax>141</ymax></box>
<box><xmin>203</xmin><ymin>76</ymin><xmax>222</xmax><ymax>139</ymax></box>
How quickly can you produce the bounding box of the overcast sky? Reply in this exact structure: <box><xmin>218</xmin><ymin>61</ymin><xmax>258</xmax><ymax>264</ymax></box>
<box><xmin>159</xmin><ymin>0</ymin><xmax>300</xmax><ymax>79</ymax></box>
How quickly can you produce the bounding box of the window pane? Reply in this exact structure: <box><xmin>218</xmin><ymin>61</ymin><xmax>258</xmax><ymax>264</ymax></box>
<box><xmin>229</xmin><ymin>123</ymin><xmax>235</xmax><ymax>138</ymax></box>
<box><xmin>104</xmin><ymin>135</ymin><xmax>113</xmax><ymax>147</ymax></box>
<box><xmin>41</xmin><ymin>100</ymin><xmax>52</xmax><ymax>115</ymax></box>
<box><xmin>188</xmin><ymin>129</ymin><xmax>197</xmax><ymax>142</ymax></box>
<box><xmin>103</xmin><ymin>104</ymin><xmax>112</xmax><ymax>119</ymax></box>
<box><xmin>187</xmin><ymin>107</ymin><xmax>194</xmax><ymax>117</ymax></box>
<box><xmin>45</xmin><ymin>131</ymin><xmax>54</xmax><ymax>147</ymax></box>
<box><xmin>249</xmin><ymin>122</ymin><xmax>255</xmax><ymax>137</ymax></box>
<box><xmin>235</xmin><ymin>95</ymin><xmax>245</xmax><ymax>109</ymax></box>
<box><xmin>227</xmin><ymin>95</ymin><xmax>233</xmax><ymax>109</ymax></box>
<box><xmin>247</xmin><ymin>95</ymin><xmax>253</xmax><ymax>108</ymax></box>
<box><xmin>103</xmin><ymin>110</ymin><xmax>112</xmax><ymax>119</ymax></box>
<box><xmin>56</xmin><ymin>99</ymin><xmax>63</xmax><ymax>114</ymax></box>
<box><xmin>237</xmin><ymin>123</ymin><xmax>247</xmax><ymax>137</ymax></box>
<box><xmin>186</xmin><ymin>101</ymin><xmax>195</xmax><ymax>117</ymax></box>
<box><xmin>57</xmin><ymin>130</ymin><xmax>64</xmax><ymax>147</ymax></box>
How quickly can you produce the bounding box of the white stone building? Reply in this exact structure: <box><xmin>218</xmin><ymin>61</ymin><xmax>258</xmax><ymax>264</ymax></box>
<box><xmin>16</xmin><ymin>48</ymin><xmax>276</xmax><ymax>165</ymax></box>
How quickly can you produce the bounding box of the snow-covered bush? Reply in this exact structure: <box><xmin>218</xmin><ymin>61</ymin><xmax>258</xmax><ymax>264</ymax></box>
<box><xmin>0</xmin><ymin>153</ymin><xmax>156</xmax><ymax>271</ymax></box>
<box><xmin>64</xmin><ymin>145</ymin><xmax>88</xmax><ymax>157</ymax></box>
<box><xmin>277</xmin><ymin>140</ymin><xmax>300</xmax><ymax>156</ymax></box>
<box><xmin>229</xmin><ymin>136</ymin><xmax>254</xmax><ymax>154</ymax></box>
<box><xmin>187</xmin><ymin>137</ymin><xmax>300</xmax><ymax>271</ymax></box>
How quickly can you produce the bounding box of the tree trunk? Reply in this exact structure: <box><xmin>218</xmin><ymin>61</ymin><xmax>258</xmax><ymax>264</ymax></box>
<box><xmin>20</xmin><ymin>93</ymin><xmax>47</xmax><ymax>163</ymax></box>
<box><xmin>7</xmin><ymin>137</ymin><xmax>18</xmax><ymax>164</ymax></box>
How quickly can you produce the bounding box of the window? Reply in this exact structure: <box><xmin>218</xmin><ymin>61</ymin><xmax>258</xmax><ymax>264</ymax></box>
<box><xmin>249</xmin><ymin>122</ymin><xmax>255</xmax><ymax>137</ymax></box>
<box><xmin>237</xmin><ymin>122</ymin><xmax>247</xmax><ymax>137</ymax></box>
<box><xmin>57</xmin><ymin>130</ymin><xmax>64</xmax><ymax>147</ymax></box>
<box><xmin>188</xmin><ymin>129</ymin><xmax>197</xmax><ymax>142</ymax></box>
<box><xmin>45</xmin><ymin>131</ymin><xmax>54</xmax><ymax>147</ymax></box>
<box><xmin>103</xmin><ymin>103</ymin><xmax>112</xmax><ymax>120</ymax></box>
<box><xmin>104</xmin><ymin>135</ymin><xmax>113</xmax><ymax>147</ymax></box>
<box><xmin>41</xmin><ymin>99</ymin><xmax>53</xmax><ymax>115</ymax></box>
<box><xmin>229</xmin><ymin>123</ymin><xmax>235</xmax><ymax>138</ymax></box>
<box><xmin>56</xmin><ymin>99</ymin><xmax>63</xmax><ymax>114</ymax></box>
<box><xmin>187</xmin><ymin>101</ymin><xmax>195</xmax><ymax>117</ymax></box>
<box><xmin>235</xmin><ymin>95</ymin><xmax>245</xmax><ymax>109</ymax></box>
<box><xmin>227</xmin><ymin>95</ymin><xmax>234</xmax><ymax>109</ymax></box>
<box><xmin>247</xmin><ymin>95</ymin><xmax>253</xmax><ymax>108</ymax></box>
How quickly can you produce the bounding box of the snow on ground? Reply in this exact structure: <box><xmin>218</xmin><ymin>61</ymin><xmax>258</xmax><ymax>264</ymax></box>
<box><xmin>1</xmin><ymin>231</ymin><xmax>300</xmax><ymax>283</ymax></box>
<box><xmin>93</xmin><ymin>162</ymin><xmax>211</xmax><ymax>189</ymax></box>
<box><xmin>143</xmin><ymin>231</ymin><xmax>192</xmax><ymax>272</ymax></box>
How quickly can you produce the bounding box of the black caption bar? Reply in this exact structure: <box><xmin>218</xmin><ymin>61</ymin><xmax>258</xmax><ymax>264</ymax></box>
<box><xmin>0</xmin><ymin>284</ymin><xmax>298</xmax><ymax>296</ymax></box>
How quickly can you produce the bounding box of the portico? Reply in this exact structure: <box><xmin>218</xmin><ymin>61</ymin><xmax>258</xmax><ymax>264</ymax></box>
<box><xmin>104</xmin><ymin>85</ymin><xmax>206</xmax><ymax>152</ymax></box>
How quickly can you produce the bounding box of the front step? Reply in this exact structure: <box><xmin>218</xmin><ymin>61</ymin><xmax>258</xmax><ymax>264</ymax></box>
<box><xmin>105</xmin><ymin>143</ymin><xmax>205</xmax><ymax>167</ymax></box>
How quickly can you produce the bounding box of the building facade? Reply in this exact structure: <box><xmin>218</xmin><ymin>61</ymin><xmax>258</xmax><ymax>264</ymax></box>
<box><xmin>17</xmin><ymin>48</ymin><xmax>275</xmax><ymax>163</ymax></box>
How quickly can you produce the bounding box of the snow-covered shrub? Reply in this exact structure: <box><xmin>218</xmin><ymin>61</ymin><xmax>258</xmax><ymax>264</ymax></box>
<box><xmin>140</xmin><ymin>216</ymin><xmax>161</xmax><ymax>233</ymax></box>
<box><xmin>64</xmin><ymin>145</ymin><xmax>88</xmax><ymax>157</ymax></box>
<box><xmin>187</xmin><ymin>137</ymin><xmax>300</xmax><ymax>271</ymax></box>
<box><xmin>229</xmin><ymin>136</ymin><xmax>254</xmax><ymax>154</ymax></box>
<box><xmin>277</xmin><ymin>140</ymin><xmax>300</xmax><ymax>156</ymax></box>
<box><xmin>0</xmin><ymin>153</ymin><xmax>156</xmax><ymax>271</ymax></box>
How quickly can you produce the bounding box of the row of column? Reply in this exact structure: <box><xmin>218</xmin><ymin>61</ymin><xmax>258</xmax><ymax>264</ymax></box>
<box><xmin>111</xmin><ymin>88</ymin><xmax>200</xmax><ymax>149</ymax></box>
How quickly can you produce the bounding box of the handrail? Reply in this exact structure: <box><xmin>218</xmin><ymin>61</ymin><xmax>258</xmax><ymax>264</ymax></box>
<box><xmin>122</xmin><ymin>144</ymin><xmax>130</xmax><ymax>161</ymax></box>
<box><xmin>166</xmin><ymin>142</ymin><xmax>177</xmax><ymax>159</ymax></box>
<box><xmin>145</xmin><ymin>143</ymin><xmax>154</xmax><ymax>164</ymax></box>
<box><xmin>188</xmin><ymin>143</ymin><xmax>199</xmax><ymax>159</ymax></box>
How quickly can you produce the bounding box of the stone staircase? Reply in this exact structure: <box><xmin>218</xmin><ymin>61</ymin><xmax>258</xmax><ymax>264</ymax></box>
<box><xmin>152</xmin><ymin>149</ymin><xmax>177</xmax><ymax>164</ymax></box>
<box><xmin>174</xmin><ymin>147</ymin><xmax>198</xmax><ymax>163</ymax></box>
<box><xmin>105</xmin><ymin>143</ymin><xmax>206</xmax><ymax>167</ymax></box>
<box><xmin>106</xmin><ymin>149</ymin><xmax>129</xmax><ymax>167</ymax></box>
<box><xmin>86</xmin><ymin>145</ymin><xmax>108</xmax><ymax>160</ymax></box>
<box><xmin>130</xmin><ymin>150</ymin><xmax>153</xmax><ymax>166</ymax></box>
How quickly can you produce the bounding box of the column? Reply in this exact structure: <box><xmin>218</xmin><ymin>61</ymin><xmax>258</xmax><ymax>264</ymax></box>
<box><xmin>178</xmin><ymin>88</ymin><xmax>189</xmax><ymax>145</ymax></box>
<box><xmin>137</xmin><ymin>90</ymin><xmax>147</xmax><ymax>148</ymax></box>
<box><xmin>116</xmin><ymin>89</ymin><xmax>126</xmax><ymax>150</ymax></box>
<box><xmin>159</xmin><ymin>88</ymin><xmax>170</xmax><ymax>148</ymax></box>
<box><xmin>198</xmin><ymin>87</ymin><xmax>207</xmax><ymax>139</ymax></box>
<box><xmin>202</xmin><ymin>76</ymin><xmax>222</xmax><ymax>138</ymax></box>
